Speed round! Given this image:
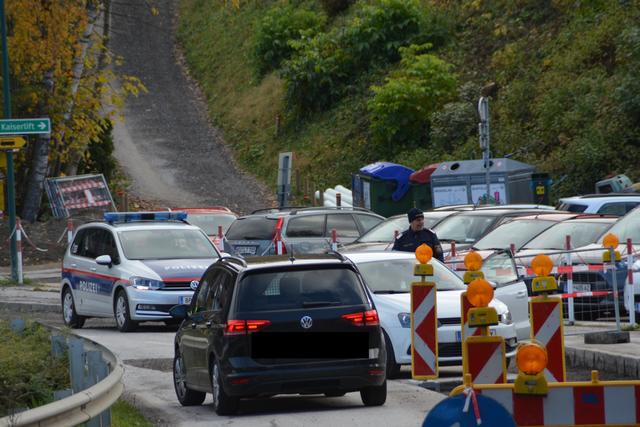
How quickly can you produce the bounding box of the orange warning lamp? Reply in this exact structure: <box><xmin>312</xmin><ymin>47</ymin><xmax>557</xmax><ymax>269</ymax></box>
<box><xmin>464</xmin><ymin>251</ymin><xmax>483</xmax><ymax>271</ymax></box>
<box><xmin>531</xmin><ymin>254</ymin><xmax>553</xmax><ymax>277</ymax></box>
<box><xmin>514</xmin><ymin>342</ymin><xmax>549</xmax><ymax>395</ymax></box>
<box><xmin>413</xmin><ymin>244</ymin><xmax>434</xmax><ymax>277</ymax></box>
<box><xmin>603</xmin><ymin>233</ymin><xmax>619</xmax><ymax>249</ymax></box>
<box><xmin>466</xmin><ymin>279</ymin><xmax>498</xmax><ymax>327</ymax></box>
<box><xmin>463</xmin><ymin>251</ymin><xmax>485</xmax><ymax>284</ymax></box>
<box><xmin>467</xmin><ymin>279</ymin><xmax>494</xmax><ymax>307</ymax></box>
<box><xmin>415</xmin><ymin>243</ymin><xmax>433</xmax><ymax>264</ymax></box>
<box><xmin>602</xmin><ymin>233</ymin><xmax>622</xmax><ymax>262</ymax></box>
<box><xmin>530</xmin><ymin>254</ymin><xmax>558</xmax><ymax>293</ymax></box>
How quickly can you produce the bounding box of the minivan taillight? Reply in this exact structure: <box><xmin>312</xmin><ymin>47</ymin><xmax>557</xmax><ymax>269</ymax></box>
<box><xmin>225</xmin><ymin>320</ymin><xmax>271</xmax><ymax>335</ymax></box>
<box><xmin>342</xmin><ymin>310</ymin><xmax>379</xmax><ymax>326</ymax></box>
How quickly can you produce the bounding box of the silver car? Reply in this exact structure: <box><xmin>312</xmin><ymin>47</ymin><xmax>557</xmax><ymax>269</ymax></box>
<box><xmin>61</xmin><ymin>212</ymin><xmax>220</xmax><ymax>332</ymax></box>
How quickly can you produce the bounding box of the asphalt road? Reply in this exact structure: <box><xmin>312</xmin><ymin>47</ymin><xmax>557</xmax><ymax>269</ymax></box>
<box><xmin>109</xmin><ymin>0</ymin><xmax>273</xmax><ymax>214</ymax></box>
<box><xmin>72</xmin><ymin>321</ymin><xmax>443</xmax><ymax>427</ymax></box>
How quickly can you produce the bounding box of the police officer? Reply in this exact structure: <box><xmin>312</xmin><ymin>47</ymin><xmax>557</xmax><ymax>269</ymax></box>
<box><xmin>392</xmin><ymin>208</ymin><xmax>444</xmax><ymax>261</ymax></box>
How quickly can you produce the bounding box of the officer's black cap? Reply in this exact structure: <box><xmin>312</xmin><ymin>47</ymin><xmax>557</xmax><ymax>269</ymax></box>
<box><xmin>408</xmin><ymin>208</ymin><xmax>424</xmax><ymax>222</ymax></box>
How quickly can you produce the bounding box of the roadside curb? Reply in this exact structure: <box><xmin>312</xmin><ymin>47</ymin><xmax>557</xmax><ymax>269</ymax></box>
<box><xmin>566</xmin><ymin>346</ymin><xmax>640</xmax><ymax>378</ymax></box>
<box><xmin>0</xmin><ymin>301</ymin><xmax>60</xmax><ymax>314</ymax></box>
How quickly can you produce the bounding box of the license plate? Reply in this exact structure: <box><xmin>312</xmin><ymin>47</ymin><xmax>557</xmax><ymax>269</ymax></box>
<box><xmin>455</xmin><ymin>330</ymin><xmax>461</xmax><ymax>342</ymax></box>
<box><xmin>235</xmin><ymin>246</ymin><xmax>257</xmax><ymax>255</ymax></box>
<box><xmin>179</xmin><ymin>296</ymin><xmax>192</xmax><ymax>305</ymax></box>
<box><xmin>573</xmin><ymin>283</ymin><xmax>591</xmax><ymax>292</ymax></box>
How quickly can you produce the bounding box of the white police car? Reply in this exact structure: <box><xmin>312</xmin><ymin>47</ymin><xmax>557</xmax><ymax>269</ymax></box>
<box><xmin>61</xmin><ymin>212</ymin><xmax>220</xmax><ymax>332</ymax></box>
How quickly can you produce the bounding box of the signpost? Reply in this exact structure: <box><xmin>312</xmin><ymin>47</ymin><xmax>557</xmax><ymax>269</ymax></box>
<box><xmin>0</xmin><ymin>118</ymin><xmax>51</xmax><ymax>135</ymax></box>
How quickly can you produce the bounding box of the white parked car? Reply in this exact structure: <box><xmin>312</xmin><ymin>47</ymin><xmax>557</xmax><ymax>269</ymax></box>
<box><xmin>343</xmin><ymin>251</ymin><xmax>520</xmax><ymax>378</ymax></box>
<box><xmin>61</xmin><ymin>212</ymin><xmax>220</xmax><ymax>332</ymax></box>
<box><xmin>557</xmin><ymin>194</ymin><xmax>640</xmax><ymax>216</ymax></box>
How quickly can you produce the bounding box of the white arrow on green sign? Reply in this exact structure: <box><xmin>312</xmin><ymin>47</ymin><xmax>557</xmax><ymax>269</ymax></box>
<box><xmin>0</xmin><ymin>118</ymin><xmax>51</xmax><ymax>135</ymax></box>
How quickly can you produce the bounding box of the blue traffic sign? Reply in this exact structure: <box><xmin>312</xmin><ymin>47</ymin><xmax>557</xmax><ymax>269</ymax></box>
<box><xmin>423</xmin><ymin>393</ymin><xmax>515</xmax><ymax>427</ymax></box>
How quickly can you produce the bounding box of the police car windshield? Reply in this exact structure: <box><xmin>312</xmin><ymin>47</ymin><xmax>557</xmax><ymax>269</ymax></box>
<box><xmin>118</xmin><ymin>229</ymin><xmax>218</xmax><ymax>260</ymax></box>
<box><xmin>187</xmin><ymin>213</ymin><xmax>236</xmax><ymax>235</ymax></box>
<box><xmin>356</xmin><ymin>258</ymin><xmax>465</xmax><ymax>292</ymax></box>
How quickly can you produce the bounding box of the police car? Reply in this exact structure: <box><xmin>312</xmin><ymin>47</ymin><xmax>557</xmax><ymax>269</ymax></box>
<box><xmin>61</xmin><ymin>212</ymin><xmax>220</xmax><ymax>332</ymax></box>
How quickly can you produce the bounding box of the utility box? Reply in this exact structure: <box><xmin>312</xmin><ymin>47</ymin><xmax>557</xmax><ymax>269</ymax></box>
<box><xmin>430</xmin><ymin>159</ymin><xmax>537</xmax><ymax>207</ymax></box>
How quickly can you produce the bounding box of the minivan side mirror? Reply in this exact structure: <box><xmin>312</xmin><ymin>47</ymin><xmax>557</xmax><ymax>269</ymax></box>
<box><xmin>169</xmin><ymin>304</ymin><xmax>190</xmax><ymax>320</ymax></box>
<box><xmin>95</xmin><ymin>255</ymin><xmax>113</xmax><ymax>267</ymax></box>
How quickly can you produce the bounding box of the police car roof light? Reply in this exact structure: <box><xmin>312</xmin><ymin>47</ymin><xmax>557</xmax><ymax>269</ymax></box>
<box><xmin>104</xmin><ymin>211</ymin><xmax>188</xmax><ymax>223</ymax></box>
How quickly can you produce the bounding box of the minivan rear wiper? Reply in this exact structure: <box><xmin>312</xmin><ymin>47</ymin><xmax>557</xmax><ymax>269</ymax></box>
<box><xmin>302</xmin><ymin>301</ymin><xmax>341</xmax><ymax>308</ymax></box>
<box><xmin>373</xmin><ymin>290</ymin><xmax>409</xmax><ymax>294</ymax></box>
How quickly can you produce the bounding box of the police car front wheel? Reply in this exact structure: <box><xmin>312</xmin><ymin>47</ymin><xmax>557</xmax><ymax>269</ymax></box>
<box><xmin>62</xmin><ymin>288</ymin><xmax>85</xmax><ymax>329</ymax></box>
<box><xmin>114</xmin><ymin>290</ymin><xmax>138</xmax><ymax>332</ymax></box>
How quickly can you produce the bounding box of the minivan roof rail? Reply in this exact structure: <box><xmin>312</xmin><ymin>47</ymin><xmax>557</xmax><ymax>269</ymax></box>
<box><xmin>250</xmin><ymin>206</ymin><xmax>306</xmax><ymax>214</ymax></box>
<box><xmin>289</xmin><ymin>206</ymin><xmax>373</xmax><ymax>215</ymax></box>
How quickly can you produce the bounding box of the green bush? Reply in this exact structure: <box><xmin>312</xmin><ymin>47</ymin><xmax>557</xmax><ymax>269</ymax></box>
<box><xmin>253</xmin><ymin>5</ymin><xmax>325</xmax><ymax>77</ymax></box>
<box><xmin>319</xmin><ymin>0</ymin><xmax>354</xmax><ymax>16</ymax></box>
<box><xmin>368</xmin><ymin>44</ymin><xmax>457</xmax><ymax>150</ymax></box>
<box><xmin>0</xmin><ymin>321</ymin><xmax>69</xmax><ymax>416</ymax></box>
<box><xmin>281</xmin><ymin>0</ymin><xmax>450</xmax><ymax>113</ymax></box>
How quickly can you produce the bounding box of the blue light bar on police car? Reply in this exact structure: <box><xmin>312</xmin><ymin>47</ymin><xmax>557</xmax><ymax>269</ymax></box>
<box><xmin>103</xmin><ymin>211</ymin><xmax>188</xmax><ymax>223</ymax></box>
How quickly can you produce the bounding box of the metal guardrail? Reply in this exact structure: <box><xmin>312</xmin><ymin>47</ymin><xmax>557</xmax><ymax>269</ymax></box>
<box><xmin>0</xmin><ymin>328</ymin><xmax>124</xmax><ymax>427</ymax></box>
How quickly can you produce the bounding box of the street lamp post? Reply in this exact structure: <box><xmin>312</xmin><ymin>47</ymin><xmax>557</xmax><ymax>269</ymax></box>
<box><xmin>478</xmin><ymin>97</ymin><xmax>491</xmax><ymax>203</ymax></box>
<box><xmin>1</xmin><ymin>0</ymin><xmax>18</xmax><ymax>281</ymax></box>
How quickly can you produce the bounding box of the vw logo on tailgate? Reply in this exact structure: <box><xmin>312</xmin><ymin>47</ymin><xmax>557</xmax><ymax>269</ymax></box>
<box><xmin>300</xmin><ymin>316</ymin><xmax>313</xmax><ymax>329</ymax></box>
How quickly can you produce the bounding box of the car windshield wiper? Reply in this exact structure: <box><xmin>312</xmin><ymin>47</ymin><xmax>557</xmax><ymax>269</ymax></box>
<box><xmin>373</xmin><ymin>290</ymin><xmax>409</xmax><ymax>294</ymax></box>
<box><xmin>302</xmin><ymin>301</ymin><xmax>341</xmax><ymax>308</ymax></box>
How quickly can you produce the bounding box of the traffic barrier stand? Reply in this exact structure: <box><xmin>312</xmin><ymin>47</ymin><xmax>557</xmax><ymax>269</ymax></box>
<box><xmin>330</xmin><ymin>229</ymin><xmax>338</xmax><ymax>252</ymax></box>
<box><xmin>463</xmin><ymin>282</ymin><xmax>507</xmax><ymax>384</ymax></box>
<box><xmin>448</xmin><ymin>340</ymin><xmax>640</xmax><ymax>427</ymax></box>
<box><xmin>627</xmin><ymin>238</ymin><xmax>636</xmax><ymax>326</ymax></box>
<box><xmin>529</xmin><ymin>254</ymin><xmax>566</xmax><ymax>383</ymax></box>
<box><xmin>411</xmin><ymin>244</ymin><xmax>438</xmax><ymax>379</ymax></box>
<box><xmin>461</xmin><ymin>252</ymin><xmax>485</xmax><ymax>342</ymax></box>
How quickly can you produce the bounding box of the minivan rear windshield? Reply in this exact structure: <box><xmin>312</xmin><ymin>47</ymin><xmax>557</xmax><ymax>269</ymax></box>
<box><xmin>225</xmin><ymin>217</ymin><xmax>277</xmax><ymax>240</ymax></box>
<box><xmin>236</xmin><ymin>268</ymin><xmax>366</xmax><ymax>312</ymax></box>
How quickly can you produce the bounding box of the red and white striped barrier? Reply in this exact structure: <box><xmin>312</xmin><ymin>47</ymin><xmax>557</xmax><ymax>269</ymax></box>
<box><xmin>59</xmin><ymin>181</ymin><xmax>106</xmax><ymax>193</ymax></box>
<box><xmin>525</xmin><ymin>264</ymin><xmax>609</xmax><ymax>276</ymax></box>
<box><xmin>64</xmin><ymin>199</ymin><xmax>112</xmax><ymax>209</ymax></box>
<box><xmin>478</xmin><ymin>382</ymin><xmax>640</xmax><ymax>426</ymax></box>
<box><xmin>411</xmin><ymin>282</ymin><xmax>438</xmax><ymax>379</ymax></box>
<box><xmin>67</xmin><ymin>219</ymin><xmax>74</xmax><ymax>244</ymax></box>
<box><xmin>464</xmin><ymin>336</ymin><xmax>507</xmax><ymax>384</ymax></box>
<box><xmin>530</xmin><ymin>297</ymin><xmax>566</xmax><ymax>382</ymax></box>
<box><xmin>275</xmin><ymin>231</ymin><xmax>286</xmax><ymax>255</ymax></box>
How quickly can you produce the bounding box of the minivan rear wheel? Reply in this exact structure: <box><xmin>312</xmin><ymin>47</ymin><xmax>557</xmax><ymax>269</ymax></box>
<box><xmin>211</xmin><ymin>361</ymin><xmax>238</xmax><ymax>415</ymax></box>
<box><xmin>360</xmin><ymin>380</ymin><xmax>387</xmax><ymax>406</ymax></box>
<box><xmin>173</xmin><ymin>354</ymin><xmax>205</xmax><ymax>406</ymax></box>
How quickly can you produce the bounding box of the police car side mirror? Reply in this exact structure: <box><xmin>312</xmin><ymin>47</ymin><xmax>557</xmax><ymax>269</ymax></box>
<box><xmin>169</xmin><ymin>304</ymin><xmax>189</xmax><ymax>320</ymax></box>
<box><xmin>95</xmin><ymin>255</ymin><xmax>113</xmax><ymax>267</ymax></box>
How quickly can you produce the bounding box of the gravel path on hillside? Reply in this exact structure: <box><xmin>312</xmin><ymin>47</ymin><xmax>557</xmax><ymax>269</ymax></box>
<box><xmin>109</xmin><ymin>0</ymin><xmax>273</xmax><ymax>214</ymax></box>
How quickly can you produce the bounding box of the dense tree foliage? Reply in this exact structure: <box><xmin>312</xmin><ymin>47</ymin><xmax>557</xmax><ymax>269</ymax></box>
<box><xmin>179</xmin><ymin>0</ymin><xmax>640</xmax><ymax>199</ymax></box>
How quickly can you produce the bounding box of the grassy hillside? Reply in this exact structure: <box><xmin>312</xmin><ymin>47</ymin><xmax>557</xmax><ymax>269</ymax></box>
<box><xmin>177</xmin><ymin>0</ymin><xmax>640</xmax><ymax>201</ymax></box>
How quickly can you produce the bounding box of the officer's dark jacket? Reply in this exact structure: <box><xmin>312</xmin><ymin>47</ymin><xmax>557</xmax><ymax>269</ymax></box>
<box><xmin>392</xmin><ymin>228</ymin><xmax>444</xmax><ymax>261</ymax></box>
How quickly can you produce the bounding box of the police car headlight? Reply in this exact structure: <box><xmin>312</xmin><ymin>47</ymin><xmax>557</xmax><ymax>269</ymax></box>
<box><xmin>398</xmin><ymin>312</ymin><xmax>411</xmax><ymax>328</ymax></box>
<box><xmin>130</xmin><ymin>276</ymin><xmax>164</xmax><ymax>290</ymax></box>
<box><xmin>499</xmin><ymin>310</ymin><xmax>513</xmax><ymax>325</ymax></box>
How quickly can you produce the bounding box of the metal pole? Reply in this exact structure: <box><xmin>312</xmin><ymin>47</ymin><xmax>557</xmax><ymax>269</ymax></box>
<box><xmin>627</xmin><ymin>238</ymin><xmax>635</xmax><ymax>326</ymax></box>
<box><xmin>478</xmin><ymin>97</ymin><xmax>490</xmax><ymax>203</ymax></box>
<box><xmin>0</xmin><ymin>0</ymin><xmax>18</xmax><ymax>281</ymax></box>
<box><xmin>566</xmin><ymin>235</ymin><xmax>575</xmax><ymax>324</ymax></box>
<box><xmin>611</xmin><ymin>247</ymin><xmax>621</xmax><ymax>332</ymax></box>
